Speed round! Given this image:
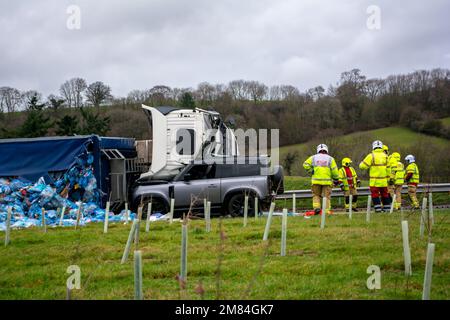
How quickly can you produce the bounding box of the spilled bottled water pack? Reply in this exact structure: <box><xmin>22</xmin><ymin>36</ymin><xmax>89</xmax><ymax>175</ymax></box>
<box><xmin>0</xmin><ymin>152</ymin><xmax>135</xmax><ymax>231</ymax></box>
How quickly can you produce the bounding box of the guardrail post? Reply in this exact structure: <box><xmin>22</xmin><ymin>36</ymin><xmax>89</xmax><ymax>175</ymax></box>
<box><xmin>254</xmin><ymin>197</ymin><xmax>259</xmax><ymax>220</ymax></box>
<box><xmin>275</xmin><ymin>183</ymin><xmax>450</xmax><ymax>201</ymax></box>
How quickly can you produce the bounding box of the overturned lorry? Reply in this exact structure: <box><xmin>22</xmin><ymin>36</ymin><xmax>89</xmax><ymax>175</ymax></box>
<box><xmin>0</xmin><ymin>105</ymin><xmax>283</xmax><ymax>217</ymax></box>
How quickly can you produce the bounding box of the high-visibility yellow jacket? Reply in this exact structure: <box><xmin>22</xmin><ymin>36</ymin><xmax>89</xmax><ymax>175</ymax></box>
<box><xmin>392</xmin><ymin>161</ymin><xmax>405</xmax><ymax>185</ymax></box>
<box><xmin>387</xmin><ymin>155</ymin><xmax>397</xmax><ymax>184</ymax></box>
<box><xmin>303</xmin><ymin>153</ymin><xmax>339</xmax><ymax>186</ymax></box>
<box><xmin>359</xmin><ymin>149</ymin><xmax>389</xmax><ymax>187</ymax></box>
<box><xmin>338</xmin><ymin>166</ymin><xmax>358</xmax><ymax>191</ymax></box>
<box><xmin>405</xmin><ymin>163</ymin><xmax>420</xmax><ymax>184</ymax></box>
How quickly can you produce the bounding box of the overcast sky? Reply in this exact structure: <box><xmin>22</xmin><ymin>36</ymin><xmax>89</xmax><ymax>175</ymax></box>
<box><xmin>1</xmin><ymin>0</ymin><xmax>449</xmax><ymax>97</ymax></box>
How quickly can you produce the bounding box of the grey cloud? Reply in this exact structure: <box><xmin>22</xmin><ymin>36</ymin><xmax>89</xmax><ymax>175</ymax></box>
<box><xmin>0</xmin><ymin>0</ymin><xmax>449</xmax><ymax>97</ymax></box>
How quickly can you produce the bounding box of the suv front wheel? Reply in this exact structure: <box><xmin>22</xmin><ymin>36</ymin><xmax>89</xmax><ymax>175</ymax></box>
<box><xmin>226</xmin><ymin>193</ymin><xmax>258</xmax><ymax>217</ymax></box>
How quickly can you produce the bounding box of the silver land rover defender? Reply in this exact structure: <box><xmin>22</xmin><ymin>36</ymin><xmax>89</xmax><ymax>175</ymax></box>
<box><xmin>131</xmin><ymin>156</ymin><xmax>284</xmax><ymax>217</ymax></box>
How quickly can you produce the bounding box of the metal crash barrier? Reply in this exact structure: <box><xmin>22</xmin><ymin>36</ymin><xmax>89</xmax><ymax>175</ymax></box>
<box><xmin>276</xmin><ymin>183</ymin><xmax>450</xmax><ymax>200</ymax></box>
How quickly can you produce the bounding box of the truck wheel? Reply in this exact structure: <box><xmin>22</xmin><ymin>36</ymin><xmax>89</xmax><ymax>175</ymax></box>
<box><xmin>226</xmin><ymin>193</ymin><xmax>256</xmax><ymax>217</ymax></box>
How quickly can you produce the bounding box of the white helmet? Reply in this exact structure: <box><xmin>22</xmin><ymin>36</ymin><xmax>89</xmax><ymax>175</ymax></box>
<box><xmin>372</xmin><ymin>140</ymin><xmax>383</xmax><ymax>150</ymax></box>
<box><xmin>317</xmin><ymin>143</ymin><xmax>328</xmax><ymax>153</ymax></box>
<box><xmin>405</xmin><ymin>154</ymin><xmax>415</xmax><ymax>163</ymax></box>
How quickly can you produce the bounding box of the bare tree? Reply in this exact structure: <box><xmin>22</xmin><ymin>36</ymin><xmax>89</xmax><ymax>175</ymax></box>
<box><xmin>127</xmin><ymin>89</ymin><xmax>150</xmax><ymax>104</ymax></box>
<box><xmin>0</xmin><ymin>87</ymin><xmax>22</xmax><ymax>113</ymax></box>
<box><xmin>364</xmin><ymin>78</ymin><xmax>385</xmax><ymax>101</ymax></box>
<box><xmin>195</xmin><ymin>82</ymin><xmax>215</xmax><ymax>106</ymax></box>
<box><xmin>59</xmin><ymin>77</ymin><xmax>87</xmax><ymax>108</ymax></box>
<box><xmin>73</xmin><ymin>78</ymin><xmax>87</xmax><ymax>108</ymax></box>
<box><xmin>20</xmin><ymin>90</ymin><xmax>42</xmax><ymax>110</ymax></box>
<box><xmin>47</xmin><ymin>94</ymin><xmax>65</xmax><ymax>112</ymax></box>
<box><xmin>86</xmin><ymin>81</ymin><xmax>112</xmax><ymax>109</ymax></box>
<box><xmin>245</xmin><ymin>81</ymin><xmax>268</xmax><ymax>103</ymax></box>
<box><xmin>227</xmin><ymin>80</ymin><xmax>246</xmax><ymax>100</ymax></box>
<box><xmin>269</xmin><ymin>85</ymin><xmax>281</xmax><ymax>101</ymax></box>
<box><xmin>307</xmin><ymin>86</ymin><xmax>325</xmax><ymax>101</ymax></box>
<box><xmin>149</xmin><ymin>85</ymin><xmax>171</xmax><ymax>106</ymax></box>
<box><xmin>59</xmin><ymin>80</ymin><xmax>73</xmax><ymax>107</ymax></box>
<box><xmin>280</xmin><ymin>85</ymin><xmax>300</xmax><ymax>101</ymax></box>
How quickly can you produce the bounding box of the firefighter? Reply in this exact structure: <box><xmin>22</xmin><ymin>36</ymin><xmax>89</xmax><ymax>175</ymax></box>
<box><xmin>390</xmin><ymin>152</ymin><xmax>404</xmax><ymax>210</ymax></box>
<box><xmin>404</xmin><ymin>154</ymin><xmax>420</xmax><ymax>209</ymax></box>
<box><xmin>384</xmin><ymin>145</ymin><xmax>396</xmax><ymax>199</ymax></box>
<box><xmin>359</xmin><ymin>140</ymin><xmax>392</xmax><ymax>212</ymax></box>
<box><xmin>303</xmin><ymin>144</ymin><xmax>340</xmax><ymax>215</ymax></box>
<box><xmin>338</xmin><ymin>157</ymin><xmax>361</xmax><ymax>212</ymax></box>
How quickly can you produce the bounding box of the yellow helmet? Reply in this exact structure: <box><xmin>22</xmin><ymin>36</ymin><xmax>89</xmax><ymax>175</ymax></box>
<box><xmin>383</xmin><ymin>145</ymin><xmax>389</xmax><ymax>154</ymax></box>
<box><xmin>342</xmin><ymin>157</ymin><xmax>352</xmax><ymax>167</ymax></box>
<box><xmin>391</xmin><ymin>152</ymin><xmax>401</xmax><ymax>160</ymax></box>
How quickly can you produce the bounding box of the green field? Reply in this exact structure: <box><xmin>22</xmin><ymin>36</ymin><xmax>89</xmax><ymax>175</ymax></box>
<box><xmin>279</xmin><ymin>126</ymin><xmax>450</xmax><ymax>158</ymax></box>
<box><xmin>1</xmin><ymin>210</ymin><xmax>449</xmax><ymax>300</ymax></box>
<box><xmin>441</xmin><ymin>117</ymin><xmax>450</xmax><ymax>127</ymax></box>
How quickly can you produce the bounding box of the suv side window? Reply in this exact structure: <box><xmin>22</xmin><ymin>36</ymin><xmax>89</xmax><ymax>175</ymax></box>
<box><xmin>185</xmin><ymin>164</ymin><xmax>216</xmax><ymax>180</ymax></box>
<box><xmin>217</xmin><ymin>164</ymin><xmax>261</xmax><ymax>178</ymax></box>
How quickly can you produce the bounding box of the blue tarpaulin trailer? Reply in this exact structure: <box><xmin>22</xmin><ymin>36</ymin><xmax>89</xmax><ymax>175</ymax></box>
<box><xmin>0</xmin><ymin>135</ymin><xmax>139</xmax><ymax>208</ymax></box>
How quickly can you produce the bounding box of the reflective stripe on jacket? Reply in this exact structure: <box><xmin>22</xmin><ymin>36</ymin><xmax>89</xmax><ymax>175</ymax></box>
<box><xmin>338</xmin><ymin>166</ymin><xmax>357</xmax><ymax>190</ymax></box>
<box><xmin>303</xmin><ymin>153</ymin><xmax>339</xmax><ymax>186</ymax></box>
<box><xmin>405</xmin><ymin>163</ymin><xmax>420</xmax><ymax>184</ymax></box>
<box><xmin>359</xmin><ymin>149</ymin><xmax>388</xmax><ymax>187</ymax></box>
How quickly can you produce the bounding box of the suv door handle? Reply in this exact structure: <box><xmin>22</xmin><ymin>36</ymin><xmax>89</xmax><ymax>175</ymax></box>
<box><xmin>208</xmin><ymin>184</ymin><xmax>218</xmax><ymax>188</ymax></box>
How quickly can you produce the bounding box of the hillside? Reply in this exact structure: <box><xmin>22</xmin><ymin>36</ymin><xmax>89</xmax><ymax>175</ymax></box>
<box><xmin>441</xmin><ymin>117</ymin><xmax>450</xmax><ymax>128</ymax></box>
<box><xmin>278</xmin><ymin>126</ymin><xmax>450</xmax><ymax>180</ymax></box>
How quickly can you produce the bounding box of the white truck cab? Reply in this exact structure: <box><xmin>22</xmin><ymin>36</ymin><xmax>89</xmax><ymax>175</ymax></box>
<box><xmin>140</xmin><ymin>105</ymin><xmax>238</xmax><ymax>180</ymax></box>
